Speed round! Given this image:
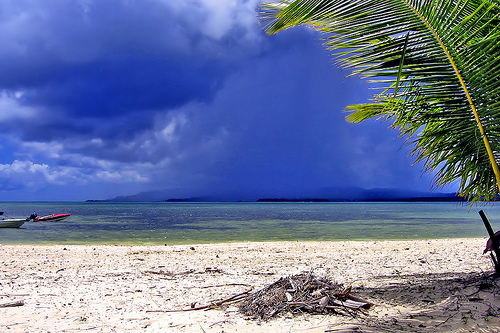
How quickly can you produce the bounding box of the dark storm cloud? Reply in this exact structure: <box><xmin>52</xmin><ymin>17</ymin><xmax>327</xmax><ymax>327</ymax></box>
<box><xmin>0</xmin><ymin>0</ymin><xmax>451</xmax><ymax>201</ymax></box>
<box><xmin>0</xmin><ymin>0</ymin><xmax>259</xmax><ymax>134</ymax></box>
<box><xmin>126</xmin><ymin>30</ymin><xmax>437</xmax><ymax>198</ymax></box>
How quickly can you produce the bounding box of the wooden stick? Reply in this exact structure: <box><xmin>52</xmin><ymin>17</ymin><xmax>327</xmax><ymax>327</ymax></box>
<box><xmin>0</xmin><ymin>300</ymin><xmax>24</xmax><ymax>308</ymax></box>
<box><xmin>491</xmin><ymin>252</ymin><xmax>498</xmax><ymax>267</ymax></box>
<box><xmin>146</xmin><ymin>289</ymin><xmax>252</xmax><ymax>313</ymax></box>
<box><xmin>196</xmin><ymin>283</ymin><xmax>252</xmax><ymax>289</ymax></box>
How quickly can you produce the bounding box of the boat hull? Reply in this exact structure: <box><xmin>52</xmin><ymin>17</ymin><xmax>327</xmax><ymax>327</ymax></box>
<box><xmin>0</xmin><ymin>219</ymin><xmax>26</xmax><ymax>228</ymax></box>
<box><xmin>35</xmin><ymin>213</ymin><xmax>71</xmax><ymax>222</ymax></box>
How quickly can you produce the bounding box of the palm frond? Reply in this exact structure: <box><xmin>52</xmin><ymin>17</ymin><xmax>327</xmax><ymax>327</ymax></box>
<box><xmin>258</xmin><ymin>0</ymin><xmax>500</xmax><ymax>201</ymax></box>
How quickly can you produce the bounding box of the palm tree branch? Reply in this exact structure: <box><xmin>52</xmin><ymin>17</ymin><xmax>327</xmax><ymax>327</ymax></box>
<box><xmin>399</xmin><ymin>0</ymin><xmax>500</xmax><ymax>192</ymax></box>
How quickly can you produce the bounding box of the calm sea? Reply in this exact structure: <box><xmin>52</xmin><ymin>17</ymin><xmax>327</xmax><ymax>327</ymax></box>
<box><xmin>0</xmin><ymin>201</ymin><xmax>498</xmax><ymax>245</ymax></box>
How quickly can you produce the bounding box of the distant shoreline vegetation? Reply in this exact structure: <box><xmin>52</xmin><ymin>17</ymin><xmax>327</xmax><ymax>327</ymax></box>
<box><xmin>257</xmin><ymin>198</ymin><xmax>330</xmax><ymax>202</ymax></box>
<box><xmin>256</xmin><ymin>196</ymin><xmax>468</xmax><ymax>203</ymax></box>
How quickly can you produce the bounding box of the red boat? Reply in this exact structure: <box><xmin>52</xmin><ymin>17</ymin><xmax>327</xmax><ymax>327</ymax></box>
<box><xmin>31</xmin><ymin>213</ymin><xmax>71</xmax><ymax>222</ymax></box>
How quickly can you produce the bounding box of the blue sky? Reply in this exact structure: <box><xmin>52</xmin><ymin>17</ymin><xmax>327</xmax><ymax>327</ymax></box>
<box><xmin>0</xmin><ymin>0</ymin><xmax>456</xmax><ymax>201</ymax></box>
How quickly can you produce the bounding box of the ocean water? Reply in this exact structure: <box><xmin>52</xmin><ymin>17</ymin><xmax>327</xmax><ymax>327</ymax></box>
<box><xmin>0</xmin><ymin>201</ymin><xmax>499</xmax><ymax>245</ymax></box>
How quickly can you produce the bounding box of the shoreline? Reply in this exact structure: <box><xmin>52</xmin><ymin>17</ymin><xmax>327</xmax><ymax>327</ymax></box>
<box><xmin>0</xmin><ymin>235</ymin><xmax>489</xmax><ymax>247</ymax></box>
<box><xmin>1</xmin><ymin>239</ymin><xmax>499</xmax><ymax>332</ymax></box>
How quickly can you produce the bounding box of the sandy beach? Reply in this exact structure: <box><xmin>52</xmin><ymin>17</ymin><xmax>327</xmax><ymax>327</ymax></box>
<box><xmin>1</xmin><ymin>239</ymin><xmax>499</xmax><ymax>332</ymax></box>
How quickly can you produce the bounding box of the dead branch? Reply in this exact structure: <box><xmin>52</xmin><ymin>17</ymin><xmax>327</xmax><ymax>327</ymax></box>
<box><xmin>146</xmin><ymin>289</ymin><xmax>252</xmax><ymax>313</ymax></box>
<box><xmin>0</xmin><ymin>300</ymin><xmax>24</xmax><ymax>308</ymax></box>
<box><xmin>197</xmin><ymin>283</ymin><xmax>252</xmax><ymax>289</ymax></box>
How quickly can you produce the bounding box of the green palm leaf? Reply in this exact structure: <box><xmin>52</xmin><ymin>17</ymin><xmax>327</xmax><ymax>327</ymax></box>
<box><xmin>258</xmin><ymin>0</ymin><xmax>500</xmax><ymax>201</ymax></box>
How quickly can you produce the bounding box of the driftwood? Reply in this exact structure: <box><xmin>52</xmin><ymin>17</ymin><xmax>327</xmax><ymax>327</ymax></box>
<box><xmin>0</xmin><ymin>300</ymin><xmax>24</xmax><ymax>308</ymax></box>
<box><xmin>239</xmin><ymin>272</ymin><xmax>372</xmax><ymax>320</ymax></box>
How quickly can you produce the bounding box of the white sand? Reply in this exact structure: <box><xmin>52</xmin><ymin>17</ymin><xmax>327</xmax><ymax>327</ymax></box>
<box><xmin>1</xmin><ymin>239</ymin><xmax>499</xmax><ymax>332</ymax></box>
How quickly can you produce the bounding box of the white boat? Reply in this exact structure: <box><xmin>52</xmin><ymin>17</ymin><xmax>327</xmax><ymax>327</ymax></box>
<box><xmin>0</xmin><ymin>218</ymin><xmax>27</xmax><ymax>228</ymax></box>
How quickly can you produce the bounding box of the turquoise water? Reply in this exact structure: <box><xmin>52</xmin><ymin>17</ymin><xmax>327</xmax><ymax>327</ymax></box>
<box><xmin>0</xmin><ymin>201</ymin><xmax>498</xmax><ymax>245</ymax></box>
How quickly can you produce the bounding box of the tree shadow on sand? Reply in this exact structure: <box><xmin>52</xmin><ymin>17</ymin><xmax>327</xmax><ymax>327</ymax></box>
<box><xmin>347</xmin><ymin>271</ymin><xmax>500</xmax><ymax>333</ymax></box>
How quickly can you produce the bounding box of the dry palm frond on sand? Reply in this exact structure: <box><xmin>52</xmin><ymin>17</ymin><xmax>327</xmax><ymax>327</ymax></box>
<box><xmin>238</xmin><ymin>272</ymin><xmax>372</xmax><ymax>320</ymax></box>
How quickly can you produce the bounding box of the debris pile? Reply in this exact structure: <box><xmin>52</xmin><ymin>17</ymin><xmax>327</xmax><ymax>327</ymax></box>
<box><xmin>238</xmin><ymin>272</ymin><xmax>372</xmax><ymax>320</ymax></box>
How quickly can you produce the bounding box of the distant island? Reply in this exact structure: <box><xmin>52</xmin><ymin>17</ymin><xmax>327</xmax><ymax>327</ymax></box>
<box><xmin>86</xmin><ymin>187</ymin><xmax>469</xmax><ymax>203</ymax></box>
<box><xmin>256</xmin><ymin>196</ymin><xmax>467</xmax><ymax>203</ymax></box>
<box><xmin>257</xmin><ymin>198</ymin><xmax>330</xmax><ymax>202</ymax></box>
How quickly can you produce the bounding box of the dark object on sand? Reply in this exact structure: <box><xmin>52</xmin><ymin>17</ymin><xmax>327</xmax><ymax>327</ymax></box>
<box><xmin>484</xmin><ymin>230</ymin><xmax>500</xmax><ymax>254</ymax></box>
<box><xmin>479</xmin><ymin>210</ymin><xmax>500</xmax><ymax>277</ymax></box>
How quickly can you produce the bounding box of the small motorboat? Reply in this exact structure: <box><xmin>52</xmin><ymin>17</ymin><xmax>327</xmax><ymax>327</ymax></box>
<box><xmin>31</xmin><ymin>213</ymin><xmax>71</xmax><ymax>222</ymax></box>
<box><xmin>0</xmin><ymin>218</ymin><xmax>27</xmax><ymax>228</ymax></box>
